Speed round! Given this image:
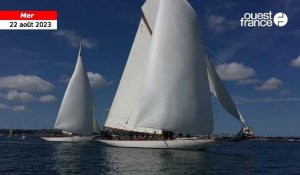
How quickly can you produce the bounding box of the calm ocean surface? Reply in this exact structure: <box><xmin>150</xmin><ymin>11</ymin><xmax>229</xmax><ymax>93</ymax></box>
<box><xmin>0</xmin><ymin>137</ymin><xmax>299</xmax><ymax>175</ymax></box>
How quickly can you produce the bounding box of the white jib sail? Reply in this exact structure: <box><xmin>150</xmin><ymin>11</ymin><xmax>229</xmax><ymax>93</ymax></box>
<box><xmin>93</xmin><ymin>105</ymin><xmax>101</xmax><ymax>134</ymax></box>
<box><xmin>104</xmin><ymin>18</ymin><xmax>161</xmax><ymax>133</ymax></box>
<box><xmin>93</xmin><ymin>115</ymin><xmax>101</xmax><ymax>134</ymax></box>
<box><xmin>54</xmin><ymin>42</ymin><xmax>94</xmax><ymax>135</ymax></box>
<box><xmin>135</xmin><ymin>0</ymin><xmax>214</xmax><ymax>135</ymax></box>
<box><xmin>206</xmin><ymin>57</ymin><xmax>247</xmax><ymax>126</ymax></box>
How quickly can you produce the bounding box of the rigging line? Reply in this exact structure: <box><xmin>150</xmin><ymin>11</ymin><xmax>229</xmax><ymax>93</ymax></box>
<box><xmin>163</xmin><ymin>140</ymin><xmax>169</xmax><ymax>149</ymax></box>
<box><xmin>125</xmin><ymin>92</ymin><xmax>140</xmax><ymax>125</ymax></box>
<box><xmin>205</xmin><ymin>46</ymin><xmax>227</xmax><ymax>63</ymax></box>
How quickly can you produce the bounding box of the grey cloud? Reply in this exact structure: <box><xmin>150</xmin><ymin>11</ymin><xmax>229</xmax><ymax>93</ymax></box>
<box><xmin>0</xmin><ymin>75</ymin><xmax>54</xmax><ymax>93</ymax></box>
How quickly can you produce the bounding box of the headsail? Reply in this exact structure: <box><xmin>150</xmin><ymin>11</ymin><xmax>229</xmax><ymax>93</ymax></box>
<box><xmin>93</xmin><ymin>105</ymin><xmax>101</xmax><ymax>134</ymax></box>
<box><xmin>135</xmin><ymin>0</ymin><xmax>213</xmax><ymax>135</ymax></box>
<box><xmin>93</xmin><ymin>116</ymin><xmax>101</xmax><ymax>134</ymax></box>
<box><xmin>104</xmin><ymin>18</ymin><xmax>157</xmax><ymax>133</ymax></box>
<box><xmin>54</xmin><ymin>41</ymin><xmax>94</xmax><ymax>136</ymax></box>
<box><xmin>206</xmin><ymin>57</ymin><xmax>248</xmax><ymax>126</ymax></box>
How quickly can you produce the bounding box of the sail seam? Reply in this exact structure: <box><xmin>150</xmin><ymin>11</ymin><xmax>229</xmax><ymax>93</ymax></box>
<box><xmin>141</xmin><ymin>9</ymin><xmax>152</xmax><ymax>35</ymax></box>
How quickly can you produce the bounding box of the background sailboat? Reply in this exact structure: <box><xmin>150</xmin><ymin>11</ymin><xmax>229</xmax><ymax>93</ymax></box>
<box><xmin>7</xmin><ymin>129</ymin><xmax>12</xmax><ymax>137</ymax></box>
<box><xmin>98</xmin><ymin>0</ymin><xmax>253</xmax><ymax>150</ymax></box>
<box><xmin>42</xmin><ymin>40</ymin><xmax>100</xmax><ymax>142</ymax></box>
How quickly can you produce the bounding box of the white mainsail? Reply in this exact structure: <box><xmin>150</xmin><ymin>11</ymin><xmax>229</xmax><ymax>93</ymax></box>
<box><xmin>136</xmin><ymin>0</ymin><xmax>213</xmax><ymax>135</ymax></box>
<box><xmin>54</xmin><ymin>42</ymin><xmax>95</xmax><ymax>136</ymax></box>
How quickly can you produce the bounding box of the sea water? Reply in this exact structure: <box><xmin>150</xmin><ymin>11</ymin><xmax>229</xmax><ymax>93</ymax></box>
<box><xmin>0</xmin><ymin>137</ymin><xmax>299</xmax><ymax>174</ymax></box>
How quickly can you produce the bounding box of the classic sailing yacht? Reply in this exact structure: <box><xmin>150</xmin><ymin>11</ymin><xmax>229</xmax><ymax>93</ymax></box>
<box><xmin>97</xmin><ymin>0</ymin><xmax>253</xmax><ymax>149</ymax></box>
<box><xmin>42</xmin><ymin>40</ymin><xmax>101</xmax><ymax>142</ymax></box>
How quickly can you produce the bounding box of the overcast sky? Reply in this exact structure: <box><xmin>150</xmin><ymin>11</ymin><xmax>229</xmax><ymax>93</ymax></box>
<box><xmin>0</xmin><ymin>0</ymin><xmax>299</xmax><ymax>136</ymax></box>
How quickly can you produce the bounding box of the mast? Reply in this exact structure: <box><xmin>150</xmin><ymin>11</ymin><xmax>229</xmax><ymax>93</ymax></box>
<box><xmin>54</xmin><ymin>39</ymin><xmax>95</xmax><ymax>136</ymax></box>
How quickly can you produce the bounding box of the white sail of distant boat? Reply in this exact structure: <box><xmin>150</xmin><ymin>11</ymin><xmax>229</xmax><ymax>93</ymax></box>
<box><xmin>42</xmin><ymin>40</ymin><xmax>100</xmax><ymax>142</ymax></box>
<box><xmin>7</xmin><ymin>129</ymin><xmax>13</xmax><ymax>137</ymax></box>
<box><xmin>98</xmin><ymin>0</ymin><xmax>253</xmax><ymax>150</ymax></box>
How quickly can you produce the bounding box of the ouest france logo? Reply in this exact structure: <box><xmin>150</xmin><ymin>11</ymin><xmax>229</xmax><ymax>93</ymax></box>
<box><xmin>240</xmin><ymin>11</ymin><xmax>288</xmax><ymax>27</ymax></box>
